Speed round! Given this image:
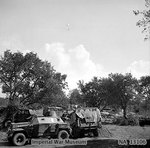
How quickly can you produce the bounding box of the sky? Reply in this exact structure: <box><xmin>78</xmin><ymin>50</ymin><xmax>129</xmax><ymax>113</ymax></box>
<box><xmin>0</xmin><ymin>0</ymin><xmax>150</xmax><ymax>95</ymax></box>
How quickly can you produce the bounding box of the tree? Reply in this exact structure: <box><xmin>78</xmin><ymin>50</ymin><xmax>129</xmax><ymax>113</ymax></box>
<box><xmin>50</xmin><ymin>92</ymin><xmax>69</xmax><ymax>109</ymax></box>
<box><xmin>69</xmin><ymin>89</ymin><xmax>83</xmax><ymax>105</ymax></box>
<box><xmin>78</xmin><ymin>73</ymin><xmax>138</xmax><ymax>118</ymax></box>
<box><xmin>108</xmin><ymin>73</ymin><xmax>138</xmax><ymax>118</ymax></box>
<box><xmin>78</xmin><ymin>77</ymin><xmax>103</xmax><ymax>108</ymax></box>
<box><xmin>78</xmin><ymin>77</ymin><xmax>116</xmax><ymax>110</ymax></box>
<box><xmin>0</xmin><ymin>50</ymin><xmax>67</xmax><ymax>108</ymax></box>
<box><xmin>134</xmin><ymin>0</ymin><xmax>150</xmax><ymax>40</ymax></box>
<box><xmin>139</xmin><ymin>76</ymin><xmax>150</xmax><ymax>99</ymax></box>
<box><xmin>138</xmin><ymin>76</ymin><xmax>150</xmax><ymax>115</ymax></box>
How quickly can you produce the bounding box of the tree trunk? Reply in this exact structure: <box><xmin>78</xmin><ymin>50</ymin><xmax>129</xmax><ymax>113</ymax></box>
<box><xmin>123</xmin><ymin>107</ymin><xmax>127</xmax><ymax>119</ymax></box>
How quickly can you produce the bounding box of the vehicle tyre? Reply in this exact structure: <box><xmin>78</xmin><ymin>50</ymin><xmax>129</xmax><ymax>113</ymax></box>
<box><xmin>58</xmin><ymin>130</ymin><xmax>69</xmax><ymax>139</ymax></box>
<box><xmin>93</xmin><ymin>129</ymin><xmax>99</xmax><ymax>137</ymax></box>
<box><xmin>12</xmin><ymin>133</ymin><xmax>27</xmax><ymax>146</ymax></box>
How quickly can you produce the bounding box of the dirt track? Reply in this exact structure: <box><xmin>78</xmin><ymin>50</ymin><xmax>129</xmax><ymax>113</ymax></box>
<box><xmin>0</xmin><ymin>125</ymin><xmax>150</xmax><ymax>148</ymax></box>
<box><xmin>1</xmin><ymin>125</ymin><xmax>150</xmax><ymax>142</ymax></box>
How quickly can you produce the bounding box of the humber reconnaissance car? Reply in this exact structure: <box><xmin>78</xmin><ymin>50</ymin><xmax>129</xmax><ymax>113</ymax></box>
<box><xmin>7</xmin><ymin>115</ymin><xmax>71</xmax><ymax>146</ymax></box>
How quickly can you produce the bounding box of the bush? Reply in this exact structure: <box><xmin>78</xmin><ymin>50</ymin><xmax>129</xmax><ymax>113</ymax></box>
<box><xmin>139</xmin><ymin>117</ymin><xmax>150</xmax><ymax>126</ymax></box>
<box><xmin>114</xmin><ymin>115</ymin><xmax>139</xmax><ymax>126</ymax></box>
<box><xmin>127</xmin><ymin>114</ymin><xmax>139</xmax><ymax>126</ymax></box>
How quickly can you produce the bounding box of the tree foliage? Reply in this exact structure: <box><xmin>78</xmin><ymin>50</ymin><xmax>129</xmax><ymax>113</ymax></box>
<box><xmin>138</xmin><ymin>76</ymin><xmax>150</xmax><ymax>114</ymax></box>
<box><xmin>134</xmin><ymin>0</ymin><xmax>150</xmax><ymax>40</ymax></box>
<box><xmin>78</xmin><ymin>78</ymin><xmax>104</xmax><ymax>108</ymax></box>
<box><xmin>69</xmin><ymin>89</ymin><xmax>83</xmax><ymax>105</ymax></box>
<box><xmin>78</xmin><ymin>77</ymin><xmax>117</xmax><ymax>110</ymax></box>
<box><xmin>78</xmin><ymin>73</ymin><xmax>138</xmax><ymax>118</ymax></box>
<box><xmin>0</xmin><ymin>50</ymin><xmax>68</xmax><ymax>108</ymax></box>
<box><xmin>108</xmin><ymin>73</ymin><xmax>138</xmax><ymax>118</ymax></box>
<box><xmin>139</xmin><ymin>76</ymin><xmax>150</xmax><ymax>100</ymax></box>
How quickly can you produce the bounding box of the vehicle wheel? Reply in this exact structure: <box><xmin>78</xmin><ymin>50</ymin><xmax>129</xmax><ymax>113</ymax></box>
<box><xmin>58</xmin><ymin>130</ymin><xmax>69</xmax><ymax>139</ymax></box>
<box><xmin>12</xmin><ymin>133</ymin><xmax>27</xmax><ymax>146</ymax></box>
<box><xmin>93</xmin><ymin>129</ymin><xmax>99</xmax><ymax>137</ymax></box>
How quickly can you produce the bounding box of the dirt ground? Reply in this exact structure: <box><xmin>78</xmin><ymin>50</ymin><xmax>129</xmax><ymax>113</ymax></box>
<box><xmin>98</xmin><ymin>125</ymin><xmax>150</xmax><ymax>139</ymax></box>
<box><xmin>0</xmin><ymin>125</ymin><xmax>150</xmax><ymax>142</ymax></box>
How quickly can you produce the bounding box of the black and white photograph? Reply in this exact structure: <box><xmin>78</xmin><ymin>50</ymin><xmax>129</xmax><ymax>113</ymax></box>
<box><xmin>0</xmin><ymin>0</ymin><xmax>150</xmax><ymax>147</ymax></box>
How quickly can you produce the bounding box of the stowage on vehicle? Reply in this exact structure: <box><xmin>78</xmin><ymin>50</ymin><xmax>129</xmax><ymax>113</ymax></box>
<box><xmin>7</xmin><ymin>115</ymin><xmax>71</xmax><ymax>146</ymax></box>
<box><xmin>69</xmin><ymin>107</ymin><xmax>102</xmax><ymax>138</ymax></box>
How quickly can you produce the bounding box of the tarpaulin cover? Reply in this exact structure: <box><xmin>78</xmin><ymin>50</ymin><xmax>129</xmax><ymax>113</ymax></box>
<box><xmin>75</xmin><ymin>108</ymin><xmax>101</xmax><ymax>123</ymax></box>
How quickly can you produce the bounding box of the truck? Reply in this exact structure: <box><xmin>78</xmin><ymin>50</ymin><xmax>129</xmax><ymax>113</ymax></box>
<box><xmin>69</xmin><ymin>107</ymin><xmax>102</xmax><ymax>138</ymax></box>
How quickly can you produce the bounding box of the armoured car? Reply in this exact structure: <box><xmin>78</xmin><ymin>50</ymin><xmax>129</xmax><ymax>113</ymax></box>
<box><xmin>7</xmin><ymin>115</ymin><xmax>71</xmax><ymax>146</ymax></box>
